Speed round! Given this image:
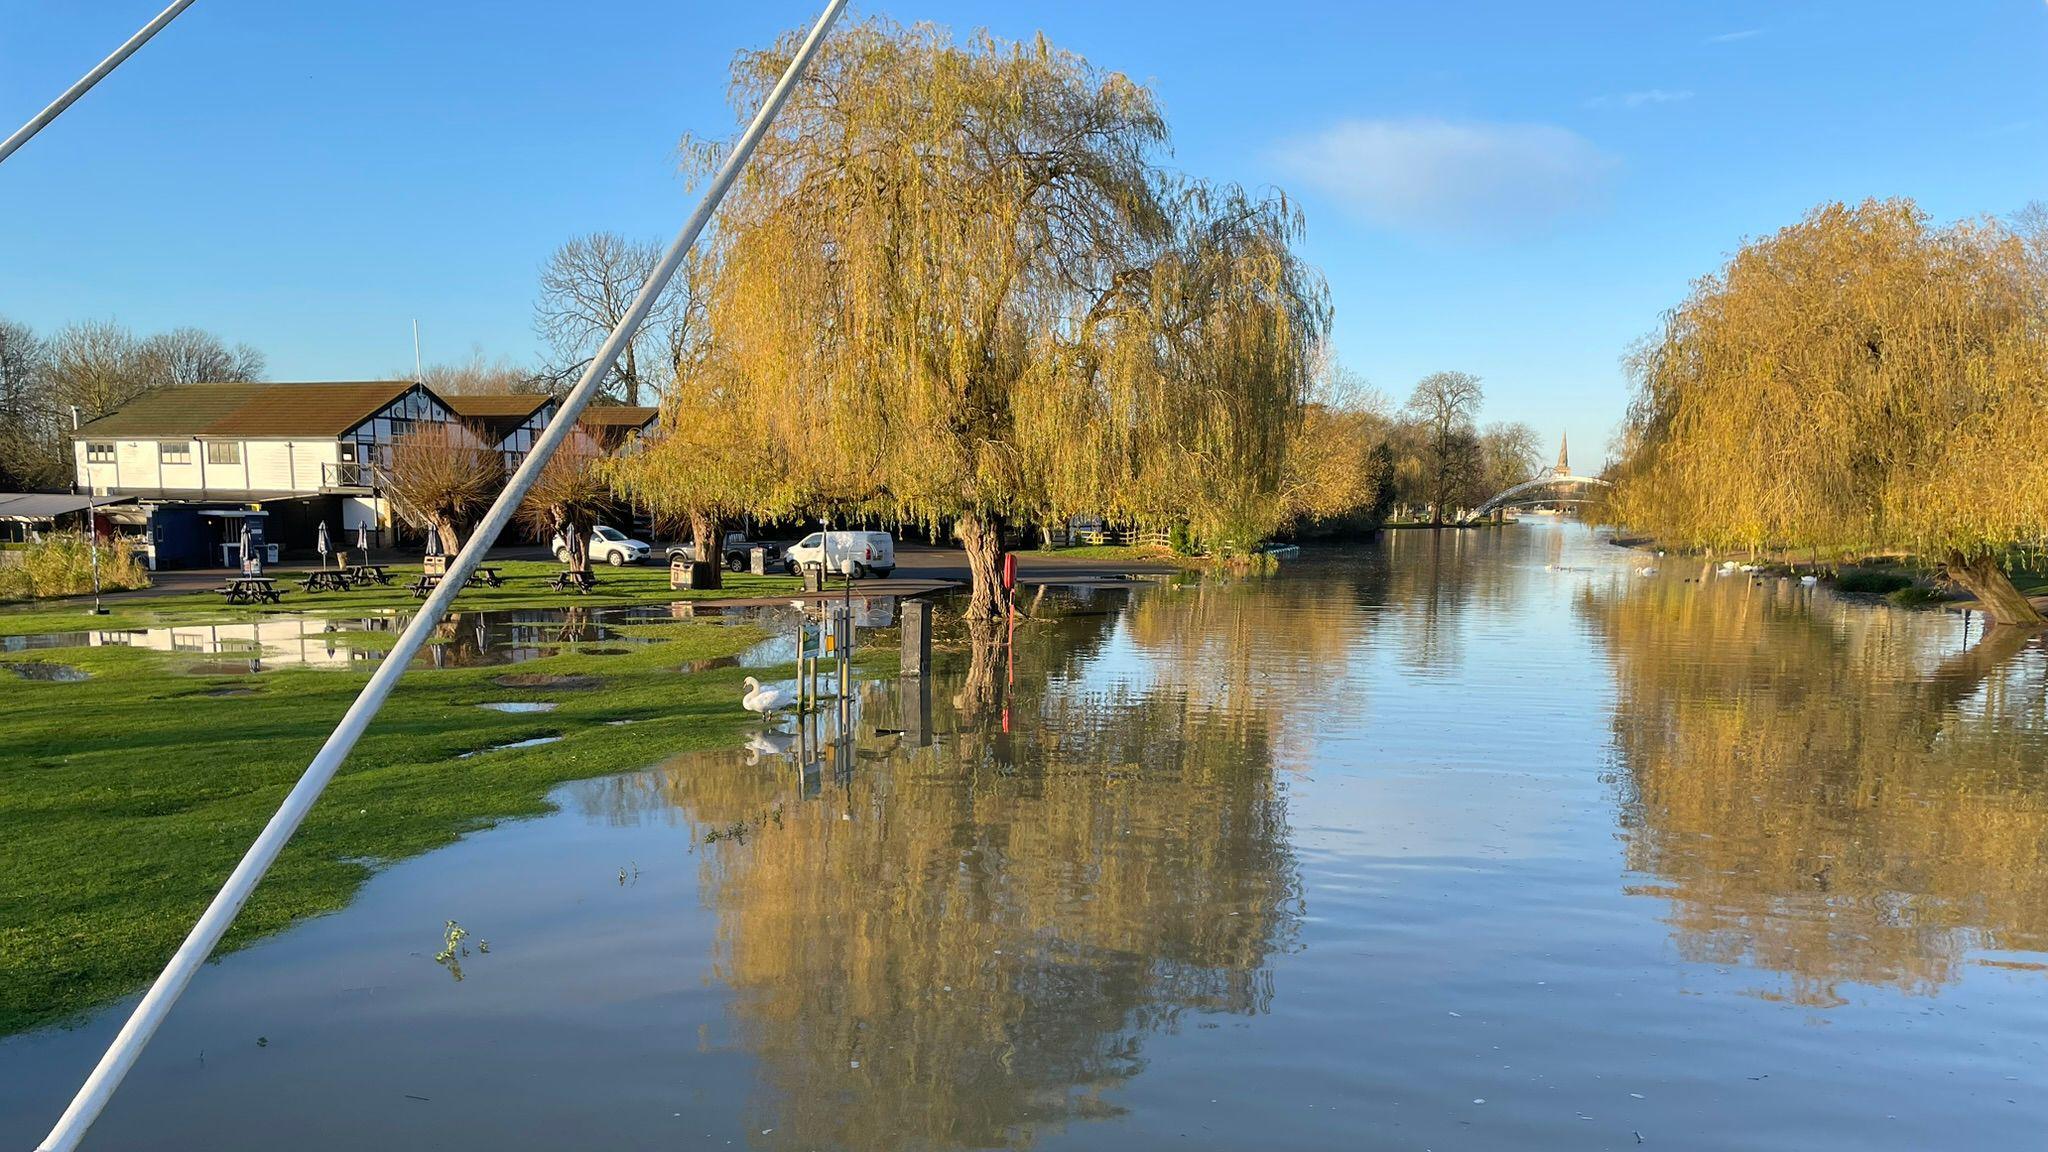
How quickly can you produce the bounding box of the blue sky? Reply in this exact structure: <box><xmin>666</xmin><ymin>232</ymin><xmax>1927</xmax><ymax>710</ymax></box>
<box><xmin>4</xmin><ymin>2</ymin><xmax>2045</xmax><ymax>463</ymax></box>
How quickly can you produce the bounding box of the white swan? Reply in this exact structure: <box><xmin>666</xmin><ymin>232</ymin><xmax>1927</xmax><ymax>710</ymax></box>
<box><xmin>742</xmin><ymin>676</ymin><xmax>791</xmax><ymax>716</ymax></box>
<box><xmin>1799</xmin><ymin>574</ymin><xmax>1819</xmax><ymax>586</ymax></box>
<box><xmin>742</xmin><ymin>729</ymin><xmax>795</xmax><ymax>765</ymax></box>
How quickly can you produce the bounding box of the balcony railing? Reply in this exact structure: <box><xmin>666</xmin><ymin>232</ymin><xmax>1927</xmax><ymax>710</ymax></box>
<box><xmin>321</xmin><ymin>461</ymin><xmax>375</xmax><ymax>490</ymax></box>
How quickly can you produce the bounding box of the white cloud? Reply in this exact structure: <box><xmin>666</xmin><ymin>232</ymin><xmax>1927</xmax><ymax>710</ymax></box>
<box><xmin>1706</xmin><ymin>28</ymin><xmax>1763</xmax><ymax>43</ymax></box>
<box><xmin>1585</xmin><ymin>88</ymin><xmax>1695</xmax><ymax>110</ymax></box>
<box><xmin>1272</xmin><ymin>118</ymin><xmax>1618</xmax><ymax>236</ymax></box>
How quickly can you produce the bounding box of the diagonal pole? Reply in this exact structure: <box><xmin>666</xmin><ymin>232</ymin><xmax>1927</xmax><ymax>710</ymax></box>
<box><xmin>0</xmin><ymin>0</ymin><xmax>200</xmax><ymax>168</ymax></box>
<box><xmin>36</xmin><ymin>3</ymin><xmax>846</xmax><ymax>1147</ymax></box>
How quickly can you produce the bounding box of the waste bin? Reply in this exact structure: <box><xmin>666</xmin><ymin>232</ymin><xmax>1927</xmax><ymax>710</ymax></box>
<box><xmin>801</xmin><ymin>562</ymin><xmax>827</xmax><ymax>592</ymax></box>
<box><xmin>750</xmin><ymin>545</ymin><xmax>770</xmax><ymax>576</ymax></box>
<box><xmin>673</xmin><ymin>555</ymin><xmax>723</xmax><ymax>590</ymax></box>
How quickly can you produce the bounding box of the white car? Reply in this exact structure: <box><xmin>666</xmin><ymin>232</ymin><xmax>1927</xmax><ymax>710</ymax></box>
<box><xmin>552</xmin><ymin>525</ymin><xmax>651</xmax><ymax>566</ymax></box>
<box><xmin>785</xmin><ymin>530</ymin><xmax>896</xmax><ymax>578</ymax></box>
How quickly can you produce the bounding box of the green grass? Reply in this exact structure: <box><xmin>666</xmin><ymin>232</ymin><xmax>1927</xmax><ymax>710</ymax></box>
<box><xmin>0</xmin><ymin>560</ymin><xmax>802</xmax><ymax>637</ymax></box>
<box><xmin>0</xmin><ymin>606</ymin><xmax>813</xmax><ymax>1036</ymax></box>
<box><xmin>1034</xmin><ymin>544</ymin><xmax>1189</xmax><ymax>564</ymax></box>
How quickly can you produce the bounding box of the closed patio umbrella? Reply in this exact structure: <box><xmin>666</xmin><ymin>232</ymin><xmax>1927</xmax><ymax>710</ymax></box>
<box><xmin>355</xmin><ymin>522</ymin><xmax>371</xmax><ymax>558</ymax></box>
<box><xmin>316</xmin><ymin>522</ymin><xmax>331</xmax><ymax>568</ymax></box>
<box><xmin>425</xmin><ymin>526</ymin><xmax>444</xmax><ymax>557</ymax></box>
<box><xmin>237</xmin><ymin>518</ymin><xmax>255</xmax><ymax>575</ymax></box>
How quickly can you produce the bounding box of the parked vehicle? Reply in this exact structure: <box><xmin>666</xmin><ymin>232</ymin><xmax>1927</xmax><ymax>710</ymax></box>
<box><xmin>785</xmin><ymin>530</ymin><xmax>896</xmax><ymax>578</ymax></box>
<box><xmin>665</xmin><ymin>531</ymin><xmax>782</xmax><ymax>573</ymax></box>
<box><xmin>552</xmin><ymin>525</ymin><xmax>651</xmax><ymax>566</ymax></box>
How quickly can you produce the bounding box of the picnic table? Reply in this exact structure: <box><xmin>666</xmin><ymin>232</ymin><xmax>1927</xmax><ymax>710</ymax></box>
<box><xmin>547</xmin><ymin>570</ymin><xmax>598</xmax><ymax>594</ymax></box>
<box><xmin>408</xmin><ymin>566</ymin><xmax>508</xmax><ymax>599</ymax></box>
<box><xmin>298</xmin><ymin>570</ymin><xmax>354</xmax><ymax>593</ymax></box>
<box><xmin>345</xmin><ymin>563</ymin><xmax>391</xmax><ymax>585</ymax></box>
<box><xmin>215</xmin><ymin>576</ymin><xmax>282</xmax><ymax>604</ymax></box>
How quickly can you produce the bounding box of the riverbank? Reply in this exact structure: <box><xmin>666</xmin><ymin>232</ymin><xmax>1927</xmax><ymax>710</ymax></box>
<box><xmin>1604</xmin><ymin>535</ymin><xmax>2048</xmax><ymax>615</ymax></box>
<box><xmin>0</xmin><ymin>613</ymin><xmax>842</xmax><ymax>1036</ymax></box>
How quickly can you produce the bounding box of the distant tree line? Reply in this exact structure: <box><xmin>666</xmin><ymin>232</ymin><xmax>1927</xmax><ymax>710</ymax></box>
<box><xmin>0</xmin><ymin>316</ymin><xmax>264</xmax><ymax>489</ymax></box>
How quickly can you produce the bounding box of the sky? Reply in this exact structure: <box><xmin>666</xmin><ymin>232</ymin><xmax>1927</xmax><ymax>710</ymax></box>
<box><xmin>3</xmin><ymin>1</ymin><xmax>2045</xmax><ymax>465</ymax></box>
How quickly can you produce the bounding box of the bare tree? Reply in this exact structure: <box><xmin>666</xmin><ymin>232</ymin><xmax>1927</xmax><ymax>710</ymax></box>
<box><xmin>411</xmin><ymin>349</ymin><xmax>551</xmax><ymax>395</ymax></box>
<box><xmin>0</xmin><ymin>319</ymin><xmax>54</xmax><ymax>487</ymax></box>
<box><xmin>533</xmin><ymin>232</ymin><xmax>687</xmax><ymax>406</ymax></box>
<box><xmin>1478</xmin><ymin>420</ymin><xmax>1544</xmax><ymax>496</ymax></box>
<box><xmin>382</xmin><ymin>423</ymin><xmax>505</xmax><ymax>554</ymax></box>
<box><xmin>136</xmin><ymin>327</ymin><xmax>265</xmax><ymax>386</ymax></box>
<box><xmin>519</xmin><ymin>432</ymin><xmax>611</xmax><ymax>574</ymax></box>
<box><xmin>1404</xmin><ymin>371</ymin><xmax>1484</xmax><ymax>525</ymax></box>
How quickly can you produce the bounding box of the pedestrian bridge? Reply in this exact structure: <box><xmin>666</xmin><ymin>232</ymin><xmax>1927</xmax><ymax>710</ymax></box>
<box><xmin>1463</xmin><ymin>473</ymin><xmax>1611</xmax><ymax>522</ymax></box>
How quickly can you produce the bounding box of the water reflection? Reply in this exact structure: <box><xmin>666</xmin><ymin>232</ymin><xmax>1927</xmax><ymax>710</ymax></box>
<box><xmin>1586</xmin><ymin>572</ymin><xmax>2048</xmax><ymax>1004</ymax></box>
<box><xmin>576</xmin><ymin>606</ymin><xmax>1301</xmax><ymax>1150</ymax></box>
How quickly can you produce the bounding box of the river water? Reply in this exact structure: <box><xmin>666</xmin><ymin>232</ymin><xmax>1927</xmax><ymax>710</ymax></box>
<box><xmin>6</xmin><ymin>522</ymin><xmax>2047</xmax><ymax>1150</ymax></box>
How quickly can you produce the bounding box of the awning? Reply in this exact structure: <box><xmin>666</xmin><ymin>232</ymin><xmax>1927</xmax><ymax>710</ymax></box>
<box><xmin>0</xmin><ymin>493</ymin><xmax>136</xmax><ymax>523</ymax></box>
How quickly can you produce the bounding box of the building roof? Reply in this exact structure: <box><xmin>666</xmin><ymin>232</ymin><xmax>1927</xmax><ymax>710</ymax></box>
<box><xmin>75</xmin><ymin>381</ymin><xmax>420</xmax><ymax>440</ymax></box>
<box><xmin>440</xmin><ymin>393</ymin><xmax>555</xmax><ymax>445</ymax></box>
<box><xmin>71</xmin><ymin>384</ymin><xmax>272</xmax><ymax>438</ymax></box>
<box><xmin>578</xmin><ymin>405</ymin><xmax>658</xmax><ymax>428</ymax></box>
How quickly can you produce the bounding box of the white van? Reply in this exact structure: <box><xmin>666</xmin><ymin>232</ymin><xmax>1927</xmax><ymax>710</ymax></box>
<box><xmin>785</xmin><ymin>530</ymin><xmax>896</xmax><ymax>578</ymax></box>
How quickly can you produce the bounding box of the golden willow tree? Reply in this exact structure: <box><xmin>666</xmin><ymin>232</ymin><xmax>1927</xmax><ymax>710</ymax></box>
<box><xmin>1612</xmin><ymin>199</ymin><xmax>2048</xmax><ymax>624</ymax></box>
<box><xmin>518</xmin><ymin>430</ymin><xmax>611</xmax><ymax>574</ymax></box>
<box><xmin>698</xmin><ymin>18</ymin><xmax>1326</xmax><ymax>616</ymax></box>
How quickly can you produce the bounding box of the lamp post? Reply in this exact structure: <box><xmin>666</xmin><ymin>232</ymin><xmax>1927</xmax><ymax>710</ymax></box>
<box><xmin>84</xmin><ymin>491</ymin><xmax>107</xmax><ymax>616</ymax></box>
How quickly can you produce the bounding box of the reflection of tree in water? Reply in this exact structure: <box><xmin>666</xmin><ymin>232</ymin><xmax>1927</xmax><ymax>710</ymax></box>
<box><xmin>645</xmin><ymin>594</ymin><xmax>1302</xmax><ymax>1151</ymax></box>
<box><xmin>1369</xmin><ymin>530</ymin><xmax>1522</xmax><ymax>676</ymax></box>
<box><xmin>1585</xmin><ymin>574</ymin><xmax>2048</xmax><ymax>1005</ymax></box>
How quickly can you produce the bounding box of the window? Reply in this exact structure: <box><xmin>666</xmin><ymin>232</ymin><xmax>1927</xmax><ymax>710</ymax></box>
<box><xmin>798</xmin><ymin>533</ymin><xmax>823</xmax><ymax>549</ymax></box>
<box><xmin>206</xmin><ymin>441</ymin><xmax>240</xmax><ymax>465</ymax></box>
<box><xmin>594</xmin><ymin>526</ymin><xmax>624</xmax><ymax>541</ymax></box>
<box><xmin>159</xmin><ymin>442</ymin><xmax>192</xmax><ymax>465</ymax></box>
<box><xmin>86</xmin><ymin>442</ymin><xmax>114</xmax><ymax>463</ymax></box>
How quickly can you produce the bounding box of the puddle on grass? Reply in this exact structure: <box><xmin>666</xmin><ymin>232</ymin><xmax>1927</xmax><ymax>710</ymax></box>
<box><xmin>0</xmin><ymin>661</ymin><xmax>89</xmax><ymax>682</ymax></box>
<box><xmin>477</xmin><ymin>702</ymin><xmax>558</xmax><ymax>714</ymax></box>
<box><xmin>456</xmin><ymin>735</ymin><xmax>563</xmax><ymax>759</ymax></box>
<box><xmin>0</xmin><ymin>603</ymin><xmax>867</xmax><ymax>674</ymax></box>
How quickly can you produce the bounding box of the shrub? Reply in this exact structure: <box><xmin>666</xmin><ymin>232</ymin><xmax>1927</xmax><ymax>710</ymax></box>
<box><xmin>0</xmin><ymin>532</ymin><xmax>151</xmax><ymax>600</ymax></box>
<box><xmin>1833</xmin><ymin>568</ymin><xmax>1914</xmax><ymax>596</ymax></box>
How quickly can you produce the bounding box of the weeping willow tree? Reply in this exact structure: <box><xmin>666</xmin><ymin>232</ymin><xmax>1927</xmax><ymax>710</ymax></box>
<box><xmin>700</xmin><ymin>17</ymin><xmax>1325</xmax><ymax>616</ymax></box>
<box><xmin>1613</xmin><ymin>199</ymin><xmax>2048</xmax><ymax>624</ymax></box>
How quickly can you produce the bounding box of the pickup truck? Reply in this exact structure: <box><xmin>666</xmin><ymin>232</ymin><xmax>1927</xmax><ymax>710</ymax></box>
<box><xmin>667</xmin><ymin>531</ymin><xmax>782</xmax><ymax>573</ymax></box>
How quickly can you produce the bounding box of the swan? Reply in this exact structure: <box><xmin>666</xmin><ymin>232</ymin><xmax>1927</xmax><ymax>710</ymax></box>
<box><xmin>742</xmin><ymin>729</ymin><xmax>795</xmax><ymax>765</ymax></box>
<box><xmin>1636</xmin><ymin>565</ymin><xmax>1658</xmax><ymax>576</ymax></box>
<box><xmin>1799</xmin><ymin>574</ymin><xmax>1819</xmax><ymax>586</ymax></box>
<box><xmin>742</xmin><ymin>676</ymin><xmax>792</xmax><ymax>716</ymax></box>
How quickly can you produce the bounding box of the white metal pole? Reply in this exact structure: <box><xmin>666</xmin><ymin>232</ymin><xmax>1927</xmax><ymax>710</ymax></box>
<box><xmin>0</xmin><ymin>0</ymin><xmax>200</xmax><ymax>168</ymax></box>
<box><xmin>36</xmin><ymin>4</ymin><xmax>845</xmax><ymax>1147</ymax></box>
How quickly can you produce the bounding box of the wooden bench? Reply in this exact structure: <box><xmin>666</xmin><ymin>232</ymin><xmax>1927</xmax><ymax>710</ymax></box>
<box><xmin>470</xmin><ymin>566</ymin><xmax>505</xmax><ymax>588</ymax></box>
<box><xmin>408</xmin><ymin>573</ymin><xmax>442</xmax><ymax>599</ymax></box>
<box><xmin>297</xmin><ymin>570</ymin><xmax>354</xmax><ymax>593</ymax></box>
<box><xmin>215</xmin><ymin>577</ymin><xmax>282</xmax><ymax>604</ymax></box>
<box><xmin>345</xmin><ymin>563</ymin><xmax>391</xmax><ymax>585</ymax></box>
<box><xmin>546</xmin><ymin>570</ymin><xmax>598</xmax><ymax>594</ymax></box>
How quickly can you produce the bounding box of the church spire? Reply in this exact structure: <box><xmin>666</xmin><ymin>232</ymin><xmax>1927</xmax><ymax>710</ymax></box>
<box><xmin>1554</xmin><ymin>433</ymin><xmax>1570</xmax><ymax>478</ymax></box>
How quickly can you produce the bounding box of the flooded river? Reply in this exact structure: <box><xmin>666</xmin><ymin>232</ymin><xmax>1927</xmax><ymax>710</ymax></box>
<box><xmin>6</xmin><ymin>522</ymin><xmax>2047</xmax><ymax>1150</ymax></box>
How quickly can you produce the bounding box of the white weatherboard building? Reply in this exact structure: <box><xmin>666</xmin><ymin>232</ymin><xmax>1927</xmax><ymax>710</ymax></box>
<box><xmin>72</xmin><ymin>381</ymin><xmax>658</xmax><ymax>569</ymax></box>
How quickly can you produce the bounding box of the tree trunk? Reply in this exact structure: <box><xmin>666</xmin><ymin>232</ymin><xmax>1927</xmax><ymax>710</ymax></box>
<box><xmin>431</xmin><ymin>514</ymin><xmax>463</xmax><ymax>558</ymax></box>
<box><xmin>689</xmin><ymin>510</ymin><xmax>722</xmax><ymax>589</ymax></box>
<box><xmin>622</xmin><ymin>343</ymin><xmax>639</xmax><ymax>407</ymax></box>
<box><xmin>957</xmin><ymin>510</ymin><xmax>1007</xmax><ymax>620</ymax></box>
<box><xmin>1944</xmin><ymin>552</ymin><xmax>2044</xmax><ymax>626</ymax></box>
<box><xmin>952</xmin><ymin>617</ymin><xmax>1004</xmax><ymax>716</ymax></box>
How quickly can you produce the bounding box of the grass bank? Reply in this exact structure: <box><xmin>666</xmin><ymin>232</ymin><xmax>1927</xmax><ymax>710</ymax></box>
<box><xmin>0</xmin><ymin>560</ymin><xmax>802</xmax><ymax>637</ymax></box>
<box><xmin>0</xmin><ymin>608</ymin><xmax>813</xmax><ymax>1036</ymax></box>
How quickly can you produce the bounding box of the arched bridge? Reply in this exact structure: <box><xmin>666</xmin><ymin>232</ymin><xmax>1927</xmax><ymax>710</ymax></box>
<box><xmin>1464</xmin><ymin>473</ymin><xmax>1610</xmax><ymax>523</ymax></box>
